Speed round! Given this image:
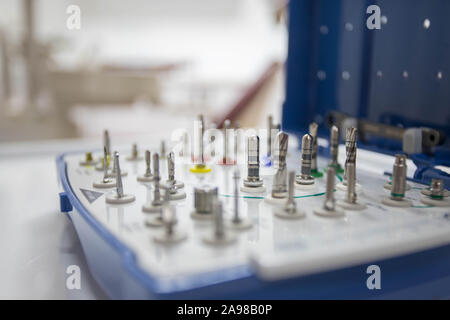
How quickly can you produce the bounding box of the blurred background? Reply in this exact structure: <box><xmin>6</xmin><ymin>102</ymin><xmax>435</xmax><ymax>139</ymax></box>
<box><xmin>0</xmin><ymin>0</ymin><xmax>287</xmax><ymax>144</ymax></box>
<box><xmin>0</xmin><ymin>0</ymin><xmax>288</xmax><ymax>299</ymax></box>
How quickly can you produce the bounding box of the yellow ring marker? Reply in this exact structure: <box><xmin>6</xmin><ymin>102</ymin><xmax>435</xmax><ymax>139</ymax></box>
<box><xmin>190</xmin><ymin>164</ymin><xmax>212</xmax><ymax>173</ymax></box>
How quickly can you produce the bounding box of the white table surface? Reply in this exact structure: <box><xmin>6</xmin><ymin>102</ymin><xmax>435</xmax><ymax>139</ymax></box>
<box><xmin>0</xmin><ymin>129</ymin><xmax>185</xmax><ymax>299</ymax></box>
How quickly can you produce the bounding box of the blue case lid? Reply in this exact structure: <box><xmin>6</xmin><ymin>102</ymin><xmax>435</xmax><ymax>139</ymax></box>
<box><xmin>282</xmin><ymin>0</ymin><xmax>449</xmax><ymax>186</ymax></box>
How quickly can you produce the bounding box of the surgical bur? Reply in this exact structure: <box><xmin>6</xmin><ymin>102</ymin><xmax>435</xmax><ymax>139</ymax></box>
<box><xmin>265</xmin><ymin>131</ymin><xmax>289</xmax><ymax>204</ymax></box>
<box><xmin>105</xmin><ymin>152</ymin><xmax>135</xmax><ymax>204</ymax></box>
<box><xmin>241</xmin><ymin>135</ymin><xmax>265</xmax><ymax>193</ymax></box>
<box><xmin>337</xmin><ymin>127</ymin><xmax>360</xmax><ymax>191</ymax></box>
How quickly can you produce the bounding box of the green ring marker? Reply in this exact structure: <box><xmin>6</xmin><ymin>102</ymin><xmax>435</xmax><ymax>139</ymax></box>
<box><xmin>219</xmin><ymin>190</ymin><xmax>335</xmax><ymax>200</ymax></box>
<box><xmin>311</xmin><ymin>169</ymin><xmax>324</xmax><ymax>178</ymax></box>
<box><xmin>328</xmin><ymin>164</ymin><xmax>344</xmax><ymax>174</ymax></box>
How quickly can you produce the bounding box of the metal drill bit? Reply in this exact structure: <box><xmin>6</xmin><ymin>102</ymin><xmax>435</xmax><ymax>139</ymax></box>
<box><xmin>223</xmin><ymin>119</ymin><xmax>231</xmax><ymax>163</ymax></box>
<box><xmin>323</xmin><ymin>167</ymin><xmax>336</xmax><ymax>211</ymax></box>
<box><xmin>275</xmin><ymin>131</ymin><xmax>288</xmax><ymax>168</ymax></box>
<box><xmin>114</xmin><ymin>152</ymin><xmax>124</xmax><ymax>198</ymax></box>
<box><xmin>233</xmin><ymin>169</ymin><xmax>240</xmax><ymax>223</ymax></box>
<box><xmin>346</xmin><ymin>162</ymin><xmax>357</xmax><ymax>204</ymax></box>
<box><xmin>104</xmin><ymin>130</ymin><xmax>110</xmax><ymax>157</ymax></box>
<box><xmin>309</xmin><ymin>122</ymin><xmax>319</xmax><ymax>171</ymax></box>
<box><xmin>344</xmin><ymin>127</ymin><xmax>357</xmax><ymax>184</ymax></box>
<box><xmin>329</xmin><ymin>125</ymin><xmax>339</xmax><ymax>167</ymax></box>
<box><xmin>244</xmin><ymin>135</ymin><xmax>263</xmax><ymax>186</ymax></box>
<box><xmin>285</xmin><ymin>171</ymin><xmax>296</xmax><ymax>213</ymax></box>
<box><xmin>296</xmin><ymin>134</ymin><xmax>314</xmax><ymax>185</ymax></box>
<box><xmin>102</xmin><ymin>147</ymin><xmax>110</xmax><ymax>182</ymax></box>
<box><xmin>105</xmin><ymin>152</ymin><xmax>135</xmax><ymax>204</ymax></box>
<box><xmin>167</xmin><ymin>152</ymin><xmax>175</xmax><ymax>182</ymax></box>
<box><xmin>144</xmin><ymin>150</ymin><xmax>152</xmax><ymax>177</ymax></box>
<box><xmin>166</xmin><ymin>152</ymin><xmax>178</xmax><ymax>195</ymax></box>
<box><xmin>390</xmin><ymin>154</ymin><xmax>407</xmax><ymax>200</ymax></box>
<box><xmin>152</xmin><ymin>153</ymin><xmax>162</xmax><ymax>206</ymax></box>
<box><xmin>272</xmin><ymin>131</ymin><xmax>288</xmax><ymax>198</ymax></box>
<box><xmin>198</xmin><ymin>115</ymin><xmax>205</xmax><ymax>163</ymax></box>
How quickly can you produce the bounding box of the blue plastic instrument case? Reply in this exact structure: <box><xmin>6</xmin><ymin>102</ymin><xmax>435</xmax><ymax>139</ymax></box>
<box><xmin>56</xmin><ymin>1</ymin><xmax>450</xmax><ymax>299</ymax></box>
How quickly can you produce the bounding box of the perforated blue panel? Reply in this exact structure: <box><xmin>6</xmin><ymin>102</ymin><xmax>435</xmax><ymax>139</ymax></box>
<box><xmin>283</xmin><ymin>0</ymin><xmax>450</xmax><ymax>146</ymax></box>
